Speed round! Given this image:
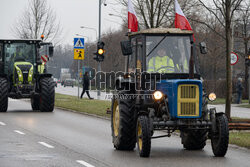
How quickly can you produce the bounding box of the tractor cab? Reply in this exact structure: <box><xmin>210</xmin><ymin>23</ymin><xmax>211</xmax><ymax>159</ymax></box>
<box><xmin>121</xmin><ymin>28</ymin><xmax>206</xmax><ymax>78</ymax></box>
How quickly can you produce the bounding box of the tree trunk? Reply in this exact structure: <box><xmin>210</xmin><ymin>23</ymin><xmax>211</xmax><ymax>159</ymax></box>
<box><xmin>225</xmin><ymin>0</ymin><xmax>232</xmax><ymax>120</ymax></box>
<box><xmin>244</xmin><ymin>40</ymin><xmax>249</xmax><ymax>101</ymax></box>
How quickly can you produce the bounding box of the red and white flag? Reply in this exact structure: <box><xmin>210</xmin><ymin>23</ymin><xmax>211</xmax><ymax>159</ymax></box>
<box><xmin>174</xmin><ymin>0</ymin><xmax>193</xmax><ymax>31</ymax></box>
<box><xmin>128</xmin><ymin>0</ymin><xmax>138</xmax><ymax>32</ymax></box>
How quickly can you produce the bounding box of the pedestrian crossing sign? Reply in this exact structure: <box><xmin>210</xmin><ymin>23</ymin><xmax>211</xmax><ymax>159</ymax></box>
<box><xmin>74</xmin><ymin>49</ymin><xmax>84</xmax><ymax>60</ymax></box>
<box><xmin>74</xmin><ymin>38</ymin><xmax>84</xmax><ymax>49</ymax></box>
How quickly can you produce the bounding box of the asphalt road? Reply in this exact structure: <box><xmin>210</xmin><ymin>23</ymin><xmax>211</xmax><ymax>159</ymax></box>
<box><xmin>0</xmin><ymin>99</ymin><xmax>250</xmax><ymax>167</ymax></box>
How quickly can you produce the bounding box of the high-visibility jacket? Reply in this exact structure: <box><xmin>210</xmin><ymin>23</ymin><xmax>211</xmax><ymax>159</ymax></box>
<box><xmin>148</xmin><ymin>56</ymin><xmax>175</xmax><ymax>73</ymax></box>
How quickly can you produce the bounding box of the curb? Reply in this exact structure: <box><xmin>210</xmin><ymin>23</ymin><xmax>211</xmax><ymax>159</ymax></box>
<box><xmin>54</xmin><ymin>106</ymin><xmax>111</xmax><ymax>121</ymax></box>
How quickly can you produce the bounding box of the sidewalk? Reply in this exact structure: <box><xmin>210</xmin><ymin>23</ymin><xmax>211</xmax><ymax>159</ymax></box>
<box><xmin>209</xmin><ymin>104</ymin><xmax>250</xmax><ymax>118</ymax></box>
<box><xmin>55</xmin><ymin>85</ymin><xmax>112</xmax><ymax>101</ymax></box>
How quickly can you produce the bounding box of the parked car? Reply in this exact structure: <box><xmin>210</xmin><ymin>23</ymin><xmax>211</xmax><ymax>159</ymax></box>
<box><xmin>64</xmin><ymin>79</ymin><xmax>74</xmax><ymax>87</ymax></box>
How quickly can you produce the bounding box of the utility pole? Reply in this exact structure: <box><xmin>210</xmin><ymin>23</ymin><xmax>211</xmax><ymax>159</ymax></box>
<box><xmin>97</xmin><ymin>0</ymin><xmax>102</xmax><ymax>99</ymax></box>
<box><xmin>225</xmin><ymin>0</ymin><xmax>232</xmax><ymax>119</ymax></box>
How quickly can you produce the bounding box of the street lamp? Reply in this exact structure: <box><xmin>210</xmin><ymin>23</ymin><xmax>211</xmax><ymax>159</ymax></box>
<box><xmin>80</xmin><ymin>26</ymin><xmax>97</xmax><ymax>41</ymax></box>
<box><xmin>108</xmin><ymin>13</ymin><xmax>122</xmax><ymax>17</ymax></box>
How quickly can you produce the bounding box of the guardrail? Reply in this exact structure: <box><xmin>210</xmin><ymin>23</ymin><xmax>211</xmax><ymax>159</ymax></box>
<box><xmin>229</xmin><ymin>119</ymin><xmax>250</xmax><ymax>130</ymax></box>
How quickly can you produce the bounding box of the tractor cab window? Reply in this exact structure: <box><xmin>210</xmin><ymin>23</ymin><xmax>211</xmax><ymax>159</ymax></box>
<box><xmin>4</xmin><ymin>43</ymin><xmax>36</xmax><ymax>74</ymax></box>
<box><xmin>4</xmin><ymin>43</ymin><xmax>36</xmax><ymax>63</ymax></box>
<box><xmin>146</xmin><ymin>36</ymin><xmax>191</xmax><ymax>73</ymax></box>
<box><xmin>127</xmin><ymin>38</ymin><xmax>136</xmax><ymax>73</ymax></box>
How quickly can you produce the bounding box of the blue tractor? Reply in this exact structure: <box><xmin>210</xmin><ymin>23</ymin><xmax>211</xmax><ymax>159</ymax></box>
<box><xmin>111</xmin><ymin>28</ymin><xmax>229</xmax><ymax>157</ymax></box>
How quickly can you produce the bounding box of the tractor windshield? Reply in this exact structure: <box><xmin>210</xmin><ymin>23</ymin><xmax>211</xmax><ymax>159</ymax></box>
<box><xmin>146</xmin><ymin>36</ymin><xmax>192</xmax><ymax>73</ymax></box>
<box><xmin>4</xmin><ymin>43</ymin><xmax>36</xmax><ymax>74</ymax></box>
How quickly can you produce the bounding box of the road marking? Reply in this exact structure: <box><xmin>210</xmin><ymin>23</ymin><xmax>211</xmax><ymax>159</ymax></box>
<box><xmin>0</xmin><ymin>122</ymin><xmax>6</xmax><ymax>126</ymax></box>
<box><xmin>76</xmin><ymin>160</ymin><xmax>95</xmax><ymax>167</ymax></box>
<box><xmin>14</xmin><ymin>130</ymin><xmax>25</xmax><ymax>135</ymax></box>
<box><xmin>38</xmin><ymin>142</ymin><xmax>54</xmax><ymax>148</ymax></box>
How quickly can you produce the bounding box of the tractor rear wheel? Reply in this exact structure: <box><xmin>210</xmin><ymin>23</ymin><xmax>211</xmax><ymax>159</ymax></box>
<box><xmin>211</xmin><ymin>114</ymin><xmax>229</xmax><ymax>157</ymax></box>
<box><xmin>0</xmin><ymin>78</ymin><xmax>8</xmax><ymax>112</ymax></box>
<box><xmin>111</xmin><ymin>94</ymin><xmax>136</xmax><ymax>150</ymax></box>
<box><xmin>39</xmin><ymin>77</ymin><xmax>55</xmax><ymax>112</ymax></box>
<box><xmin>181</xmin><ymin>130</ymin><xmax>207</xmax><ymax>150</ymax></box>
<box><xmin>136</xmin><ymin>115</ymin><xmax>151</xmax><ymax>157</ymax></box>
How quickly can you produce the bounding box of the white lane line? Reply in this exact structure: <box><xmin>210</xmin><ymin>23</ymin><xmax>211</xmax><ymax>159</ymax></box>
<box><xmin>76</xmin><ymin>160</ymin><xmax>95</xmax><ymax>167</ymax></box>
<box><xmin>0</xmin><ymin>122</ymin><xmax>6</xmax><ymax>126</ymax></box>
<box><xmin>38</xmin><ymin>142</ymin><xmax>54</xmax><ymax>148</ymax></box>
<box><xmin>14</xmin><ymin>130</ymin><xmax>25</xmax><ymax>135</ymax></box>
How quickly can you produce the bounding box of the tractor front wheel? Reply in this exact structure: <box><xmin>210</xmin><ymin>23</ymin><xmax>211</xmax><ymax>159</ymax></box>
<box><xmin>111</xmin><ymin>95</ymin><xmax>136</xmax><ymax>150</ymax></box>
<box><xmin>0</xmin><ymin>78</ymin><xmax>8</xmax><ymax>112</ymax></box>
<box><xmin>211</xmin><ymin>114</ymin><xmax>229</xmax><ymax>157</ymax></box>
<box><xmin>31</xmin><ymin>95</ymin><xmax>40</xmax><ymax>110</ymax></box>
<box><xmin>39</xmin><ymin>77</ymin><xmax>55</xmax><ymax>112</ymax></box>
<box><xmin>136</xmin><ymin>115</ymin><xmax>151</xmax><ymax>157</ymax></box>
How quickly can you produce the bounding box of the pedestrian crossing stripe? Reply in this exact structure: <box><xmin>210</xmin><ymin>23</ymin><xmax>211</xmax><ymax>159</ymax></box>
<box><xmin>74</xmin><ymin>38</ymin><xmax>84</xmax><ymax>49</ymax></box>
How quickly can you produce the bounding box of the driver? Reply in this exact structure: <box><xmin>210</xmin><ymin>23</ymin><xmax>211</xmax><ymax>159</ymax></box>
<box><xmin>147</xmin><ymin>48</ymin><xmax>175</xmax><ymax>73</ymax></box>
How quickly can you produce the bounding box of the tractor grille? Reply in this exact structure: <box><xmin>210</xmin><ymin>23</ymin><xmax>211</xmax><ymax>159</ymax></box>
<box><xmin>16</xmin><ymin>65</ymin><xmax>32</xmax><ymax>84</ymax></box>
<box><xmin>177</xmin><ymin>85</ymin><xmax>199</xmax><ymax>116</ymax></box>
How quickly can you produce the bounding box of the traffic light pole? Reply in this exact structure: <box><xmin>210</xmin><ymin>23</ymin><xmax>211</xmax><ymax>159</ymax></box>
<box><xmin>78</xmin><ymin>60</ymin><xmax>80</xmax><ymax>99</ymax></box>
<box><xmin>97</xmin><ymin>0</ymin><xmax>101</xmax><ymax>98</ymax></box>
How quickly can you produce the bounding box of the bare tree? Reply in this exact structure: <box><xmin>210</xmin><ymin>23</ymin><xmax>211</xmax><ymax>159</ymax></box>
<box><xmin>234</xmin><ymin>1</ymin><xmax>250</xmax><ymax>101</ymax></box>
<box><xmin>196</xmin><ymin>0</ymin><xmax>244</xmax><ymax>119</ymax></box>
<box><xmin>12</xmin><ymin>0</ymin><xmax>61</xmax><ymax>42</ymax></box>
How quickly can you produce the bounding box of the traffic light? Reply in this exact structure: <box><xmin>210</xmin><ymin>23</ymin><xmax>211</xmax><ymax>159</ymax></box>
<box><xmin>93</xmin><ymin>41</ymin><xmax>105</xmax><ymax>62</ymax></box>
<box><xmin>246</xmin><ymin>55</ymin><xmax>250</xmax><ymax>66</ymax></box>
<box><xmin>246</xmin><ymin>48</ymin><xmax>250</xmax><ymax>66</ymax></box>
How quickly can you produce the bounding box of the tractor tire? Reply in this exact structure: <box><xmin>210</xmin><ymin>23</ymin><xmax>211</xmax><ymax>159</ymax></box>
<box><xmin>137</xmin><ymin>115</ymin><xmax>151</xmax><ymax>157</ymax></box>
<box><xmin>39</xmin><ymin>77</ymin><xmax>55</xmax><ymax>112</ymax></box>
<box><xmin>0</xmin><ymin>78</ymin><xmax>8</xmax><ymax>112</ymax></box>
<box><xmin>111</xmin><ymin>94</ymin><xmax>136</xmax><ymax>150</ymax></box>
<box><xmin>31</xmin><ymin>95</ymin><xmax>40</xmax><ymax>110</ymax></box>
<box><xmin>181</xmin><ymin>130</ymin><xmax>207</xmax><ymax>150</ymax></box>
<box><xmin>211</xmin><ymin>114</ymin><xmax>229</xmax><ymax>157</ymax></box>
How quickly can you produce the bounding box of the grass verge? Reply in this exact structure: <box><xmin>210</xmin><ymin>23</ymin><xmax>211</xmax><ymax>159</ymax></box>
<box><xmin>229</xmin><ymin>131</ymin><xmax>250</xmax><ymax>149</ymax></box>
<box><xmin>55</xmin><ymin>93</ymin><xmax>111</xmax><ymax>117</ymax></box>
<box><xmin>209</xmin><ymin>98</ymin><xmax>248</xmax><ymax>105</ymax></box>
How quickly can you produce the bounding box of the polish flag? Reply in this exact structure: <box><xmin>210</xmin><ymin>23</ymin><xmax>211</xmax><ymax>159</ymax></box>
<box><xmin>175</xmin><ymin>0</ymin><xmax>195</xmax><ymax>40</ymax></box>
<box><xmin>128</xmin><ymin>0</ymin><xmax>138</xmax><ymax>32</ymax></box>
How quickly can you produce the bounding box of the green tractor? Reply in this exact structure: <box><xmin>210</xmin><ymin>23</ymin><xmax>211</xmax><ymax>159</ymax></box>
<box><xmin>0</xmin><ymin>39</ymin><xmax>55</xmax><ymax>112</ymax></box>
<box><xmin>111</xmin><ymin>28</ymin><xmax>229</xmax><ymax>157</ymax></box>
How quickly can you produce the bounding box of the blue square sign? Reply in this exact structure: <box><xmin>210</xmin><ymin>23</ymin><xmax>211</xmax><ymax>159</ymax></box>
<box><xmin>74</xmin><ymin>38</ymin><xmax>84</xmax><ymax>49</ymax></box>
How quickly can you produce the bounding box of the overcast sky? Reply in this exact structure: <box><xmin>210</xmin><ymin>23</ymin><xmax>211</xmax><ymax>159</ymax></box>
<box><xmin>0</xmin><ymin>0</ymin><xmax>125</xmax><ymax>45</ymax></box>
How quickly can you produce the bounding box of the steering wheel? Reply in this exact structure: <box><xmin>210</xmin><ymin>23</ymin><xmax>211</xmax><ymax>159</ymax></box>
<box><xmin>156</xmin><ymin>66</ymin><xmax>176</xmax><ymax>73</ymax></box>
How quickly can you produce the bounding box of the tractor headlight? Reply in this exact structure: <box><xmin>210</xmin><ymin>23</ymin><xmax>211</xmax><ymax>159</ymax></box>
<box><xmin>208</xmin><ymin>93</ymin><xmax>216</xmax><ymax>101</ymax></box>
<box><xmin>153</xmin><ymin>91</ymin><xmax>163</xmax><ymax>100</ymax></box>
